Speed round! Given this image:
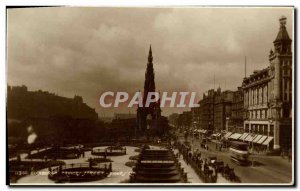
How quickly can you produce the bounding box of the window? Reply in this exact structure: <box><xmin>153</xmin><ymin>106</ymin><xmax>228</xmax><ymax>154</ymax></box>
<box><xmin>283</xmin><ymin>105</ymin><xmax>290</xmax><ymax>118</ymax></box>
<box><xmin>253</xmin><ymin>89</ymin><xmax>255</xmax><ymax>105</ymax></box>
<box><xmin>256</xmin><ymin>88</ymin><xmax>260</xmax><ymax>105</ymax></box>
<box><xmin>255</xmin><ymin>125</ymin><xmax>258</xmax><ymax>133</ymax></box>
<box><xmin>251</xmin><ymin>90</ymin><xmax>253</xmax><ymax>106</ymax></box>
<box><xmin>259</xmin><ymin>125</ymin><xmax>263</xmax><ymax>134</ymax></box>
<box><xmin>245</xmin><ymin>124</ymin><xmax>249</xmax><ymax>132</ymax></box>
<box><xmin>269</xmin><ymin>125</ymin><xmax>274</xmax><ymax>136</ymax></box>
<box><xmin>263</xmin><ymin>125</ymin><xmax>268</xmax><ymax>135</ymax></box>
<box><xmin>284</xmin><ymin>93</ymin><xmax>288</xmax><ymax>101</ymax></box>
<box><xmin>262</xmin><ymin>86</ymin><xmax>264</xmax><ymax>104</ymax></box>
<box><xmin>250</xmin><ymin>125</ymin><xmax>253</xmax><ymax>133</ymax></box>
<box><xmin>260</xmin><ymin>87</ymin><xmax>262</xmax><ymax>104</ymax></box>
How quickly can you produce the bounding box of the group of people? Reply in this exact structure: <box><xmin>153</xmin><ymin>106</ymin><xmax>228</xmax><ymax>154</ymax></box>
<box><xmin>281</xmin><ymin>148</ymin><xmax>292</xmax><ymax>162</ymax></box>
<box><xmin>173</xmin><ymin>141</ymin><xmax>239</xmax><ymax>183</ymax></box>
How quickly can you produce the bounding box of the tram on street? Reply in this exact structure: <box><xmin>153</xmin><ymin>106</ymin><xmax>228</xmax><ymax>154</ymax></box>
<box><xmin>229</xmin><ymin>141</ymin><xmax>249</xmax><ymax>166</ymax></box>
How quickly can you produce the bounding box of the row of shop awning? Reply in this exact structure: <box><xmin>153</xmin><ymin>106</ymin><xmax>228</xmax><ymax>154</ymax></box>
<box><xmin>224</xmin><ymin>132</ymin><xmax>274</xmax><ymax>146</ymax></box>
<box><xmin>239</xmin><ymin>133</ymin><xmax>248</xmax><ymax>140</ymax></box>
<box><xmin>262</xmin><ymin>136</ymin><xmax>274</xmax><ymax>145</ymax></box>
<box><xmin>229</xmin><ymin>133</ymin><xmax>242</xmax><ymax>140</ymax></box>
<box><xmin>224</xmin><ymin>132</ymin><xmax>232</xmax><ymax>138</ymax></box>
<box><xmin>257</xmin><ymin>135</ymin><xmax>267</xmax><ymax>144</ymax></box>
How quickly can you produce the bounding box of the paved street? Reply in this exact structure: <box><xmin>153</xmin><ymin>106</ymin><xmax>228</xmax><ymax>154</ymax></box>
<box><xmin>176</xmin><ymin>132</ymin><xmax>293</xmax><ymax>184</ymax></box>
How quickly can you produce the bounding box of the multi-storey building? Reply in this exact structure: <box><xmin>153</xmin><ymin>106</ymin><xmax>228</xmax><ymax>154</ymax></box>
<box><xmin>177</xmin><ymin>111</ymin><xmax>192</xmax><ymax>130</ymax></box>
<box><xmin>242</xmin><ymin>17</ymin><xmax>292</xmax><ymax>150</ymax></box>
<box><xmin>198</xmin><ymin>89</ymin><xmax>216</xmax><ymax>133</ymax></box>
<box><xmin>230</xmin><ymin>87</ymin><xmax>244</xmax><ymax>133</ymax></box>
<box><xmin>192</xmin><ymin>87</ymin><xmax>244</xmax><ymax>134</ymax></box>
<box><xmin>191</xmin><ymin>106</ymin><xmax>200</xmax><ymax>129</ymax></box>
<box><xmin>214</xmin><ymin>88</ymin><xmax>234</xmax><ymax>132</ymax></box>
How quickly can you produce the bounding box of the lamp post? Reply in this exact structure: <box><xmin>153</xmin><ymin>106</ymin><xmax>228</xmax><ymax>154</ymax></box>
<box><xmin>192</xmin><ymin>121</ymin><xmax>197</xmax><ymax>148</ymax></box>
<box><xmin>208</xmin><ymin>121</ymin><xmax>211</xmax><ymax>136</ymax></box>
<box><xmin>250</xmin><ymin>131</ymin><xmax>255</xmax><ymax>167</ymax></box>
<box><xmin>269</xmin><ymin>119</ymin><xmax>273</xmax><ymax>151</ymax></box>
<box><xmin>226</xmin><ymin>117</ymin><xmax>230</xmax><ymax>132</ymax></box>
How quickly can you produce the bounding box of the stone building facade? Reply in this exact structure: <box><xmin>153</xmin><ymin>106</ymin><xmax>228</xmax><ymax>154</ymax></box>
<box><xmin>192</xmin><ymin>87</ymin><xmax>244</xmax><ymax>134</ymax></box>
<box><xmin>242</xmin><ymin>17</ymin><xmax>292</xmax><ymax>150</ymax></box>
<box><xmin>230</xmin><ymin>87</ymin><xmax>244</xmax><ymax>132</ymax></box>
<box><xmin>214</xmin><ymin>88</ymin><xmax>234</xmax><ymax>132</ymax></box>
<box><xmin>198</xmin><ymin>89</ymin><xmax>216</xmax><ymax>132</ymax></box>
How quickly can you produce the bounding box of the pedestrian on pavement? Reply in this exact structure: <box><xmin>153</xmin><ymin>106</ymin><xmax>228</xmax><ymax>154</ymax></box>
<box><xmin>288</xmin><ymin>153</ymin><xmax>292</xmax><ymax>162</ymax></box>
<box><xmin>281</xmin><ymin>150</ymin><xmax>285</xmax><ymax>159</ymax></box>
<box><xmin>288</xmin><ymin>148</ymin><xmax>292</xmax><ymax>162</ymax></box>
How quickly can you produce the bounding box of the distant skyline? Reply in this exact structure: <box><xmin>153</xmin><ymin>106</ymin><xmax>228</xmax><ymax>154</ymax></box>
<box><xmin>7</xmin><ymin>7</ymin><xmax>293</xmax><ymax>117</ymax></box>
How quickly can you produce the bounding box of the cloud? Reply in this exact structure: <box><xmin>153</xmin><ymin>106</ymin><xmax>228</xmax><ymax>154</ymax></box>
<box><xmin>7</xmin><ymin>7</ymin><xmax>293</xmax><ymax>116</ymax></box>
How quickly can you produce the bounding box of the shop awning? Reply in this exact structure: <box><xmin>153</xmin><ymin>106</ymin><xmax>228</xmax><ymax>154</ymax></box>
<box><xmin>243</xmin><ymin>134</ymin><xmax>250</xmax><ymax>141</ymax></box>
<box><xmin>257</xmin><ymin>135</ymin><xmax>268</xmax><ymax>144</ymax></box>
<box><xmin>239</xmin><ymin>133</ymin><xmax>249</xmax><ymax>140</ymax></box>
<box><xmin>262</xmin><ymin>137</ymin><xmax>274</xmax><ymax>145</ymax></box>
<box><xmin>245</xmin><ymin>134</ymin><xmax>257</xmax><ymax>142</ymax></box>
<box><xmin>229</xmin><ymin>133</ymin><xmax>242</xmax><ymax>140</ymax></box>
<box><xmin>253</xmin><ymin>135</ymin><xmax>263</xmax><ymax>143</ymax></box>
<box><xmin>224</xmin><ymin>132</ymin><xmax>232</xmax><ymax>138</ymax></box>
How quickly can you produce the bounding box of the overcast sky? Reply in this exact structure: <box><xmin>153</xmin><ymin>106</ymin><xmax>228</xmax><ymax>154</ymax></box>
<box><xmin>7</xmin><ymin>7</ymin><xmax>293</xmax><ymax>117</ymax></box>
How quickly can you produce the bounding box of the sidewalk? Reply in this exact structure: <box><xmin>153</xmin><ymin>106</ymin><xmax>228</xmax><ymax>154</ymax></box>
<box><xmin>173</xmin><ymin>149</ymin><xmax>203</xmax><ymax>183</ymax></box>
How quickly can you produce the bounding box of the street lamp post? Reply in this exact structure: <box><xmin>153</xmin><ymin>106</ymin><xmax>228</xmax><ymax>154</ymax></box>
<box><xmin>226</xmin><ymin>117</ymin><xmax>230</xmax><ymax>132</ymax></box>
<box><xmin>192</xmin><ymin>121</ymin><xmax>197</xmax><ymax>148</ymax></box>
<box><xmin>269</xmin><ymin>119</ymin><xmax>273</xmax><ymax>151</ymax></box>
<box><xmin>250</xmin><ymin>132</ymin><xmax>255</xmax><ymax>167</ymax></box>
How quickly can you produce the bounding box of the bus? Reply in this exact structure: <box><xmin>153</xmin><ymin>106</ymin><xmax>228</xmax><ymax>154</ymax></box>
<box><xmin>229</xmin><ymin>141</ymin><xmax>249</xmax><ymax>166</ymax></box>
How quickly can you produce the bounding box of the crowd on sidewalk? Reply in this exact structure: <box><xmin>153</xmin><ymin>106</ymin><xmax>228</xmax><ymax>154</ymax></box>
<box><xmin>170</xmin><ymin>139</ymin><xmax>240</xmax><ymax>183</ymax></box>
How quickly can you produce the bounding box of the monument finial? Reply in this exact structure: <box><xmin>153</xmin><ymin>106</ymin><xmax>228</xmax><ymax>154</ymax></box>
<box><xmin>279</xmin><ymin>16</ymin><xmax>287</xmax><ymax>27</ymax></box>
<box><xmin>148</xmin><ymin>44</ymin><xmax>153</xmax><ymax>62</ymax></box>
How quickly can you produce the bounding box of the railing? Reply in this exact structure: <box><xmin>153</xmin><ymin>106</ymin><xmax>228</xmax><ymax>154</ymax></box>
<box><xmin>140</xmin><ymin>160</ymin><xmax>174</xmax><ymax>164</ymax></box>
<box><xmin>91</xmin><ymin>147</ymin><xmax>126</xmax><ymax>155</ymax></box>
<box><xmin>91</xmin><ymin>148</ymin><xmax>106</xmax><ymax>153</ymax></box>
<box><xmin>49</xmin><ymin>162</ymin><xmax>112</xmax><ymax>174</ymax></box>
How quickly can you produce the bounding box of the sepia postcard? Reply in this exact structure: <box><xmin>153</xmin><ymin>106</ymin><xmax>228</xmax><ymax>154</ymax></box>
<box><xmin>6</xmin><ymin>6</ymin><xmax>294</xmax><ymax>186</ymax></box>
